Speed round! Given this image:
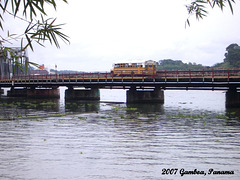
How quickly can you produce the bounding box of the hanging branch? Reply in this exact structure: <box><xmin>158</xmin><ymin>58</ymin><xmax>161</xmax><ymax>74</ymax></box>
<box><xmin>0</xmin><ymin>0</ymin><xmax>69</xmax><ymax>72</ymax></box>
<box><xmin>186</xmin><ymin>0</ymin><xmax>236</xmax><ymax>27</ymax></box>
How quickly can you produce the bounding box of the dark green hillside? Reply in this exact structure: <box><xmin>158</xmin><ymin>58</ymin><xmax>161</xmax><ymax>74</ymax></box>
<box><xmin>158</xmin><ymin>43</ymin><xmax>240</xmax><ymax>70</ymax></box>
<box><xmin>157</xmin><ymin>59</ymin><xmax>209</xmax><ymax>70</ymax></box>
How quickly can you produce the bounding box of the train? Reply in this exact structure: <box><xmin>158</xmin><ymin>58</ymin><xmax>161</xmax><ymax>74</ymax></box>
<box><xmin>111</xmin><ymin>60</ymin><xmax>157</xmax><ymax>76</ymax></box>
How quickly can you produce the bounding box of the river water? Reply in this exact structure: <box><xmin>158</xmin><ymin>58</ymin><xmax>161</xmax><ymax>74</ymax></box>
<box><xmin>0</xmin><ymin>88</ymin><xmax>239</xmax><ymax>180</ymax></box>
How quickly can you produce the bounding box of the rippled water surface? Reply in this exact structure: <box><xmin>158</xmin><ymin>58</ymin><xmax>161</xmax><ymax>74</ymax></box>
<box><xmin>0</xmin><ymin>89</ymin><xmax>240</xmax><ymax>180</ymax></box>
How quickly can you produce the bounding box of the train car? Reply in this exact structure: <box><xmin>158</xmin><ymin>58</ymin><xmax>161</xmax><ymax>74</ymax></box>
<box><xmin>144</xmin><ymin>60</ymin><xmax>157</xmax><ymax>74</ymax></box>
<box><xmin>111</xmin><ymin>60</ymin><xmax>157</xmax><ymax>76</ymax></box>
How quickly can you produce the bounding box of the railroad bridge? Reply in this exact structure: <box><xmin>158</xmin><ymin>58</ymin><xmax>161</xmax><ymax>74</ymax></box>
<box><xmin>0</xmin><ymin>69</ymin><xmax>240</xmax><ymax>107</ymax></box>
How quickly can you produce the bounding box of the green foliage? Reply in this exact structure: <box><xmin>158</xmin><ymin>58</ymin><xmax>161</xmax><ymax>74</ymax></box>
<box><xmin>0</xmin><ymin>0</ymin><xmax>67</xmax><ymax>24</ymax></box>
<box><xmin>212</xmin><ymin>43</ymin><xmax>240</xmax><ymax>68</ymax></box>
<box><xmin>40</xmin><ymin>102</ymin><xmax>57</xmax><ymax>106</ymax></box>
<box><xmin>25</xmin><ymin>16</ymin><xmax>69</xmax><ymax>50</ymax></box>
<box><xmin>215</xmin><ymin>114</ymin><xmax>228</xmax><ymax>119</ymax></box>
<box><xmin>212</xmin><ymin>62</ymin><xmax>234</xmax><ymax>69</ymax></box>
<box><xmin>0</xmin><ymin>0</ymin><xmax>69</xmax><ymax>72</ymax></box>
<box><xmin>78</xmin><ymin>116</ymin><xmax>87</xmax><ymax>120</ymax></box>
<box><xmin>224</xmin><ymin>43</ymin><xmax>240</xmax><ymax>68</ymax></box>
<box><xmin>157</xmin><ymin>59</ymin><xmax>208</xmax><ymax>70</ymax></box>
<box><xmin>0</xmin><ymin>0</ymin><xmax>69</xmax><ymax>51</ymax></box>
<box><xmin>159</xmin><ymin>43</ymin><xmax>240</xmax><ymax>70</ymax></box>
<box><xmin>171</xmin><ymin>113</ymin><xmax>208</xmax><ymax>119</ymax></box>
<box><xmin>186</xmin><ymin>0</ymin><xmax>236</xmax><ymax>26</ymax></box>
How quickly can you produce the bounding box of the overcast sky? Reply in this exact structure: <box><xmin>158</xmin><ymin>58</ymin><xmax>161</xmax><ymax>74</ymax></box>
<box><xmin>3</xmin><ymin>0</ymin><xmax>240</xmax><ymax>72</ymax></box>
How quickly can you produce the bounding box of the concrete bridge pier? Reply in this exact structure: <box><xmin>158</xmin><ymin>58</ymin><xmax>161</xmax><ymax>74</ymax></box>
<box><xmin>0</xmin><ymin>88</ymin><xmax>3</xmax><ymax>95</ymax></box>
<box><xmin>7</xmin><ymin>87</ymin><xmax>27</xmax><ymax>97</ymax></box>
<box><xmin>27</xmin><ymin>87</ymin><xmax>60</xmax><ymax>98</ymax></box>
<box><xmin>65</xmin><ymin>87</ymin><xmax>100</xmax><ymax>100</ymax></box>
<box><xmin>226</xmin><ymin>86</ymin><xmax>240</xmax><ymax>107</ymax></box>
<box><xmin>126</xmin><ymin>87</ymin><xmax>164</xmax><ymax>103</ymax></box>
<box><xmin>7</xmin><ymin>87</ymin><xmax>60</xmax><ymax>98</ymax></box>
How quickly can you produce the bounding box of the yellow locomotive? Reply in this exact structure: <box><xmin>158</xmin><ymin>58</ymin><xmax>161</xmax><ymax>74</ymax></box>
<box><xmin>111</xmin><ymin>60</ymin><xmax>157</xmax><ymax>76</ymax></box>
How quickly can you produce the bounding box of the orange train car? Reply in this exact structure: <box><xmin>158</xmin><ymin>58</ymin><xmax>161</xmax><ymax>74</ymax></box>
<box><xmin>111</xmin><ymin>60</ymin><xmax>157</xmax><ymax>76</ymax></box>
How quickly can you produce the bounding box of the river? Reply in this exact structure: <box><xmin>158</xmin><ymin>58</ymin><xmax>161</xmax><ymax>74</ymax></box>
<box><xmin>0</xmin><ymin>88</ymin><xmax>239</xmax><ymax>180</ymax></box>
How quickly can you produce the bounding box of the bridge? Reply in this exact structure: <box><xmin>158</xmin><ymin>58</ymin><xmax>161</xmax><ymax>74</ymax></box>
<box><xmin>1</xmin><ymin>69</ymin><xmax>240</xmax><ymax>107</ymax></box>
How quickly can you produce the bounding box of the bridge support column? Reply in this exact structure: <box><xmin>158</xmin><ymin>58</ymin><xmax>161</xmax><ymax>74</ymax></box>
<box><xmin>7</xmin><ymin>87</ymin><xmax>27</xmax><ymax>97</ymax></box>
<box><xmin>65</xmin><ymin>87</ymin><xmax>100</xmax><ymax>100</ymax></box>
<box><xmin>127</xmin><ymin>87</ymin><xmax>164</xmax><ymax>103</ymax></box>
<box><xmin>7</xmin><ymin>87</ymin><xmax>60</xmax><ymax>98</ymax></box>
<box><xmin>0</xmin><ymin>88</ymin><xmax>3</xmax><ymax>95</ymax></box>
<box><xmin>27</xmin><ymin>87</ymin><xmax>60</xmax><ymax>98</ymax></box>
<box><xmin>226</xmin><ymin>86</ymin><xmax>240</xmax><ymax>107</ymax></box>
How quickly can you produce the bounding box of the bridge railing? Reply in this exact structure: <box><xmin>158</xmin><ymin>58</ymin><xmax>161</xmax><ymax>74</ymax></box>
<box><xmin>0</xmin><ymin>69</ymin><xmax>240</xmax><ymax>83</ymax></box>
<box><xmin>1</xmin><ymin>72</ymin><xmax>113</xmax><ymax>82</ymax></box>
<box><xmin>155</xmin><ymin>69</ymin><xmax>240</xmax><ymax>79</ymax></box>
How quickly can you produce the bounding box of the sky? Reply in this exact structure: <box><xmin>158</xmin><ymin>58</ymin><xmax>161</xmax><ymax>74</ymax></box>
<box><xmin>2</xmin><ymin>0</ymin><xmax>240</xmax><ymax>72</ymax></box>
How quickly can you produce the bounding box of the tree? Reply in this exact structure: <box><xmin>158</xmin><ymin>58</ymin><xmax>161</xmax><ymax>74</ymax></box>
<box><xmin>186</xmin><ymin>0</ymin><xmax>237</xmax><ymax>26</ymax></box>
<box><xmin>157</xmin><ymin>59</ymin><xmax>206</xmax><ymax>70</ymax></box>
<box><xmin>0</xmin><ymin>0</ymin><xmax>70</xmax><ymax>70</ymax></box>
<box><xmin>224</xmin><ymin>43</ymin><xmax>240</xmax><ymax>68</ymax></box>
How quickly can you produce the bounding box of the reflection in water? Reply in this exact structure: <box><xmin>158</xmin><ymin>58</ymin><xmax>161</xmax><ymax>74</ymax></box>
<box><xmin>126</xmin><ymin>103</ymin><xmax>164</xmax><ymax>114</ymax></box>
<box><xmin>226</xmin><ymin>107</ymin><xmax>240</xmax><ymax>119</ymax></box>
<box><xmin>0</xmin><ymin>97</ymin><xmax>61</xmax><ymax>119</ymax></box>
<box><xmin>0</xmin><ymin>89</ymin><xmax>240</xmax><ymax>180</ymax></box>
<box><xmin>65</xmin><ymin>100</ymin><xmax>100</xmax><ymax>113</ymax></box>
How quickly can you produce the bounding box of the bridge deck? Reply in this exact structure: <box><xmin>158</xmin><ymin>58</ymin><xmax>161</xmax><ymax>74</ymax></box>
<box><xmin>1</xmin><ymin>69</ymin><xmax>240</xmax><ymax>90</ymax></box>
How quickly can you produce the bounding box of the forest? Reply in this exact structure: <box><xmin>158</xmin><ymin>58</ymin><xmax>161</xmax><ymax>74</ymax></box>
<box><xmin>157</xmin><ymin>59</ymin><xmax>208</xmax><ymax>70</ymax></box>
<box><xmin>157</xmin><ymin>43</ymin><xmax>240</xmax><ymax>70</ymax></box>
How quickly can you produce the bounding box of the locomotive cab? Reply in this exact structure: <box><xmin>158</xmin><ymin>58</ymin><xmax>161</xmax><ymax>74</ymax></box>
<box><xmin>144</xmin><ymin>60</ymin><xmax>157</xmax><ymax>75</ymax></box>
